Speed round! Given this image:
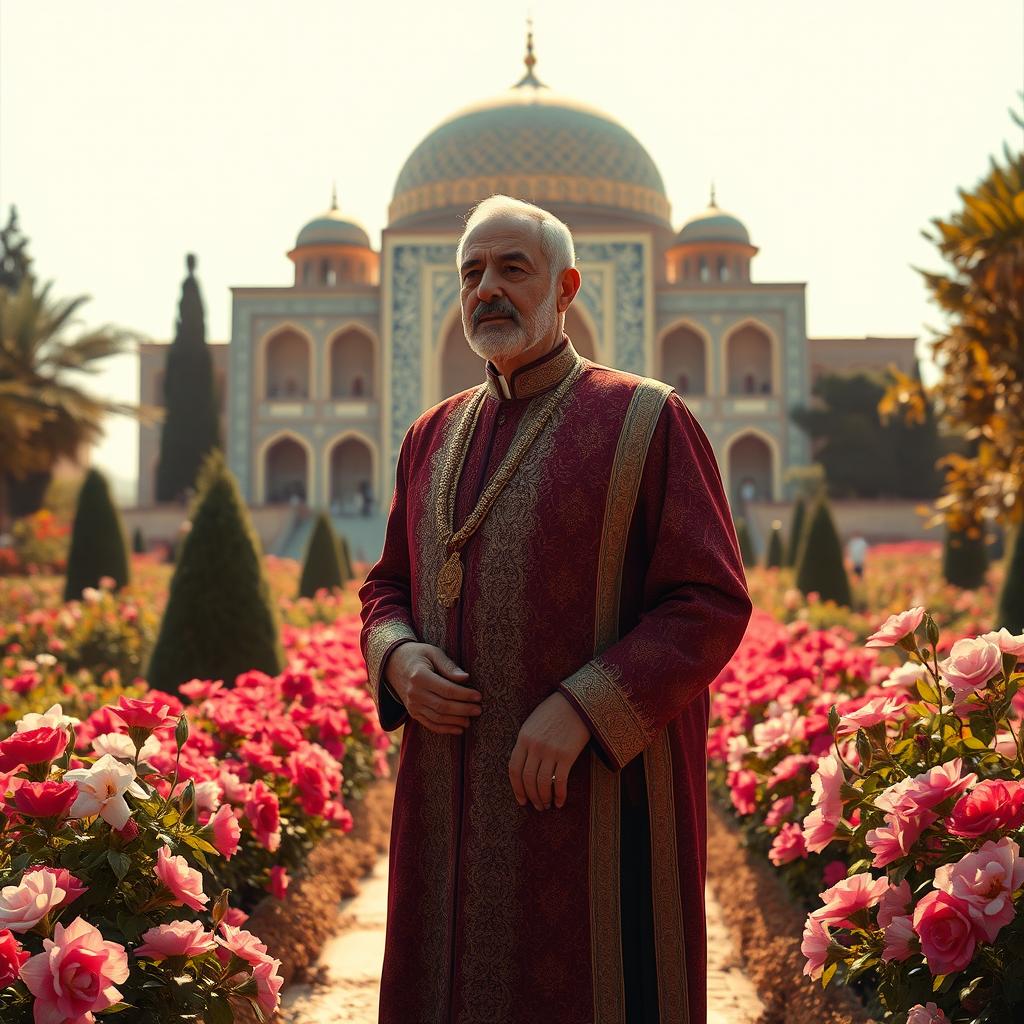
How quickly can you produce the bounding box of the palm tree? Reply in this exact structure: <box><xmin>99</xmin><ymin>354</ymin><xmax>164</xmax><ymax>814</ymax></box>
<box><xmin>0</xmin><ymin>276</ymin><xmax>148</xmax><ymax>527</ymax></box>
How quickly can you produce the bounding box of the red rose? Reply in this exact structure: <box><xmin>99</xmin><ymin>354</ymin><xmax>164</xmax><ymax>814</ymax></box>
<box><xmin>110</xmin><ymin>696</ymin><xmax>176</xmax><ymax>732</ymax></box>
<box><xmin>0</xmin><ymin>727</ymin><xmax>68</xmax><ymax>771</ymax></box>
<box><xmin>0</xmin><ymin>928</ymin><xmax>30</xmax><ymax>987</ymax></box>
<box><xmin>948</xmin><ymin>779</ymin><xmax>1024</xmax><ymax>838</ymax></box>
<box><xmin>12</xmin><ymin>780</ymin><xmax>77</xmax><ymax>820</ymax></box>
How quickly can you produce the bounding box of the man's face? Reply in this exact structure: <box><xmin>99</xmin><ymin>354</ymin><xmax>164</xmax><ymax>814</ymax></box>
<box><xmin>459</xmin><ymin>213</ymin><xmax>558</xmax><ymax>362</ymax></box>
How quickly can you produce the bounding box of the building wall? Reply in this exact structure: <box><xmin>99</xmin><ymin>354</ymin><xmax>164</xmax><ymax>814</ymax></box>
<box><xmin>807</xmin><ymin>336</ymin><xmax>918</xmax><ymax>384</ymax></box>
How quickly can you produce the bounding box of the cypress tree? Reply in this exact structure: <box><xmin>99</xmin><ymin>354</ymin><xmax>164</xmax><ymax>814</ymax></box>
<box><xmin>298</xmin><ymin>512</ymin><xmax>345</xmax><ymax>598</ymax></box>
<box><xmin>63</xmin><ymin>469</ymin><xmax>130</xmax><ymax>601</ymax></box>
<box><xmin>786</xmin><ymin>497</ymin><xmax>807</xmax><ymax>567</ymax></box>
<box><xmin>795</xmin><ymin>495</ymin><xmax>852</xmax><ymax>606</ymax></box>
<box><xmin>132</xmin><ymin>527</ymin><xmax>146</xmax><ymax>554</ymax></box>
<box><xmin>337</xmin><ymin>531</ymin><xmax>354</xmax><ymax>583</ymax></box>
<box><xmin>735</xmin><ymin>518</ymin><xmax>756</xmax><ymax>568</ymax></box>
<box><xmin>996</xmin><ymin>525</ymin><xmax>1024</xmax><ymax>631</ymax></box>
<box><xmin>147</xmin><ymin>451</ymin><xmax>283</xmax><ymax>694</ymax></box>
<box><xmin>765</xmin><ymin>520</ymin><xmax>785</xmax><ymax>569</ymax></box>
<box><xmin>942</xmin><ymin>522</ymin><xmax>990</xmax><ymax>590</ymax></box>
<box><xmin>155</xmin><ymin>254</ymin><xmax>220</xmax><ymax>503</ymax></box>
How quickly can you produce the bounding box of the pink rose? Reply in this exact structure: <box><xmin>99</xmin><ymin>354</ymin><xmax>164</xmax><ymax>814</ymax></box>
<box><xmin>268</xmin><ymin>865</ymin><xmax>289</xmax><ymax>900</ymax></box>
<box><xmin>907</xmin><ymin>1002</ymin><xmax>951</xmax><ymax>1024</ymax></box>
<box><xmin>811</xmin><ymin>872</ymin><xmax>889</xmax><ymax>928</ymax></box>
<box><xmin>865</xmin><ymin>810</ymin><xmax>938</xmax><ymax>868</ymax></box>
<box><xmin>980</xmin><ymin>627</ymin><xmax>1024</xmax><ymax>657</ymax></box>
<box><xmin>251</xmin><ymin>954</ymin><xmax>284</xmax><ymax>1013</ymax></box>
<box><xmin>768</xmin><ymin>822</ymin><xmax>807</xmax><ymax>866</ymax></box>
<box><xmin>210</xmin><ymin>803</ymin><xmax>241</xmax><ymax>860</ymax></box>
<box><xmin>933</xmin><ymin>838</ymin><xmax>1024</xmax><ymax>943</ymax></box>
<box><xmin>948</xmin><ymin>779</ymin><xmax>1024</xmax><ymax>837</ymax></box>
<box><xmin>877</xmin><ymin>878</ymin><xmax>912</xmax><ymax>929</ymax></box>
<box><xmin>881</xmin><ymin>662</ymin><xmax>929</xmax><ymax>691</ymax></box>
<box><xmin>0</xmin><ymin>868</ymin><xmax>67</xmax><ymax>933</ymax></box>
<box><xmin>214</xmin><ymin>923</ymin><xmax>270</xmax><ymax>967</ymax></box>
<box><xmin>134</xmin><ymin>920</ymin><xmax>216</xmax><ymax>961</ymax></box>
<box><xmin>20</xmin><ymin>917</ymin><xmax>129</xmax><ymax>1022</ymax></box>
<box><xmin>110</xmin><ymin>695</ymin><xmax>177</xmax><ymax>732</ymax></box>
<box><xmin>881</xmin><ymin>914</ymin><xmax>917</xmax><ymax>962</ymax></box>
<box><xmin>940</xmin><ymin>637</ymin><xmax>1003</xmax><ymax>701</ymax></box>
<box><xmin>802</xmin><ymin>807</ymin><xmax>840</xmax><ymax>855</ymax></box>
<box><xmin>244</xmin><ymin>780</ymin><xmax>281</xmax><ymax>852</ymax></box>
<box><xmin>0</xmin><ymin>928</ymin><xmax>29</xmax><ymax>987</ymax></box>
<box><xmin>764</xmin><ymin>795</ymin><xmax>795</xmax><ymax>829</ymax></box>
<box><xmin>154</xmin><ymin>845</ymin><xmax>209</xmax><ymax>912</ymax></box>
<box><xmin>36</xmin><ymin>867</ymin><xmax>87</xmax><ymax>910</ymax></box>
<box><xmin>222</xmin><ymin>906</ymin><xmax>249</xmax><ymax>928</ymax></box>
<box><xmin>0</xmin><ymin>726</ymin><xmax>68</xmax><ymax>771</ymax></box>
<box><xmin>809</xmin><ymin>749</ymin><xmax>844</xmax><ymax>820</ymax></box>
<box><xmin>912</xmin><ymin>890</ymin><xmax>977</xmax><ymax>976</ymax></box>
<box><xmin>906</xmin><ymin>758</ymin><xmax>978</xmax><ymax>811</ymax></box>
<box><xmin>835</xmin><ymin>694</ymin><xmax>908</xmax><ymax>737</ymax></box>
<box><xmin>12</xmin><ymin>780</ymin><xmax>78</xmax><ymax>820</ymax></box>
<box><xmin>865</xmin><ymin>607</ymin><xmax>925</xmax><ymax>648</ymax></box>
<box><xmin>800</xmin><ymin>915</ymin><xmax>830</xmax><ymax>980</ymax></box>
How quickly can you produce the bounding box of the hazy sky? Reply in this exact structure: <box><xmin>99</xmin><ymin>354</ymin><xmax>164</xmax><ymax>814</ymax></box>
<box><xmin>2</xmin><ymin>1</ymin><xmax>1022</xmax><ymax>499</ymax></box>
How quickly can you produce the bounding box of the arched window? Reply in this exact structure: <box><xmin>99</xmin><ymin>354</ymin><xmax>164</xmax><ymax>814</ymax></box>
<box><xmin>728</xmin><ymin>434</ymin><xmax>774</xmax><ymax>507</ymax></box>
<box><xmin>660</xmin><ymin>325</ymin><xmax>707</xmax><ymax>395</ymax></box>
<box><xmin>265</xmin><ymin>329</ymin><xmax>310</xmax><ymax>399</ymax></box>
<box><xmin>726</xmin><ymin>324</ymin><xmax>773</xmax><ymax>395</ymax></box>
<box><xmin>718</xmin><ymin>256</ymin><xmax>730</xmax><ymax>282</ymax></box>
<box><xmin>302</xmin><ymin>262</ymin><xmax>312</xmax><ymax>286</ymax></box>
<box><xmin>264</xmin><ymin>437</ymin><xmax>308</xmax><ymax>504</ymax></box>
<box><xmin>677</xmin><ymin>373</ymin><xmax>689</xmax><ymax>394</ymax></box>
<box><xmin>329</xmin><ymin>328</ymin><xmax>374</xmax><ymax>399</ymax></box>
<box><xmin>699</xmin><ymin>257</ymin><xmax>710</xmax><ymax>283</ymax></box>
<box><xmin>329</xmin><ymin>437</ymin><xmax>373</xmax><ymax>516</ymax></box>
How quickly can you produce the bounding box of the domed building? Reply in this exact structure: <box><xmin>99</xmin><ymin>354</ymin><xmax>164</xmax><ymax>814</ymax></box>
<box><xmin>136</xmin><ymin>35</ymin><xmax>918</xmax><ymax>557</ymax></box>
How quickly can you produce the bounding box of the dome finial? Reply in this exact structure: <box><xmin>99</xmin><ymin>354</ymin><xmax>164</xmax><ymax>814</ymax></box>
<box><xmin>514</xmin><ymin>14</ymin><xmax>544</xmax><ymax>87</ymax></box>
<box><xmin>709</xmin><ymin>181</ymin><xmax>717</xmax><ymax>208</ymax></box>
<box><xmin>330</xmin><ymin>181</ymin><xmax>338</xmax><ymax>211</ymax></box>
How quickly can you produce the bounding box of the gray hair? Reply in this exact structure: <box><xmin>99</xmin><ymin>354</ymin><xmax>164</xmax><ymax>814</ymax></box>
<box><xmin>455</xmin><ymin>195</ymin><xmax>576</xmax><ymax>279</ymax></box>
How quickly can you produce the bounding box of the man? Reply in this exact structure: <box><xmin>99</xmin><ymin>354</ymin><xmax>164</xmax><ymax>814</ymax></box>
<box><xmin>359</xmin><ymin>195</ymin><xmax>752</xmax><ymax>1024</ymax></box>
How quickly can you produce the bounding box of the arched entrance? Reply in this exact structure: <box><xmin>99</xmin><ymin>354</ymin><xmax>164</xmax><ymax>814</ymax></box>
<box><xmin>329</xmin><ymin>436</ymin><xmax>374</xmax><ymax>515</ymax></box>
<box><xmin>727</xmin><ymin>433</ymin><xmax>774</xmax><ymax>508</ymax></box>
<box><xmin>265</xmin><ymin>329</ymin><xmax>311</xmax><ymax>399</ymax></box>
<box><xmin>441</xmin><ymin>320</ymin><xmax>486</xmax><ymax>399</ymax></box>
<box><xmin>726</xmin><ymin>324</ymin><xmax>773</xmax><ymax>395</ymax></box>
<box><xmin>264</xmin><ymin>436</ymin><xmax>309</xmax><ymax>504</ymax></box>
<box><xmin>660</xmin><ymin>325</ymin><xmax>707</xmax><ymax>395</ymax></box>
<box><xmin>329</xmin><ymin>328</ymin><xmax>374</xmax><ymax>399</ymax></box>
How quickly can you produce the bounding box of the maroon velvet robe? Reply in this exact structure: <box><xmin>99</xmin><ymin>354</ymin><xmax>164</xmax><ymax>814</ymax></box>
<box><xmin>359</xmin><ymin>337</ymin><xmax>752</xmax><ymax>1024</ymax></box>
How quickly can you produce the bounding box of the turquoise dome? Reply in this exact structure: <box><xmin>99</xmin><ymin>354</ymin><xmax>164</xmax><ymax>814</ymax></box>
<box><xmin>389</xmin><ymin>51</ymin><xmax>669</xmax><ymax>226</ymax></box>
<box><xmin>676</xmin><ymin>204</ymin><xmax>751</xmax><ymax>245</ymax></box>
<box><xmin>295</xmin><ymin>207</ymin><xmax>370</xmax><ymax>249</ymax></box>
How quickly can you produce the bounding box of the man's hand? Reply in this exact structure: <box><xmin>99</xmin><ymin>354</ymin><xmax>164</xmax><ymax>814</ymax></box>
<box><xmin>384</xmin><ymin>642</ymin><xmax>481</xmax><ymax>736</ymax></box>
<box><xmin>509</xmin><ymin>691</ymin><xmax>591</xmax><ymax>811</ymax></box>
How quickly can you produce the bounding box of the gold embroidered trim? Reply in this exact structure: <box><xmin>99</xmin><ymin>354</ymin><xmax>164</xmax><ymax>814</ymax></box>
<box><xmin>562</xmin><ymin>658</ymin><xmax>654</xmax><ymax>769</ymax></box>
<box><xmin>364</xmin><ymin>618</ymin><xmax>417</xmax><ymax>706</ymax></box>
<box><xmin>644</xmin><ymin>731</ymin><xmax>690</xmax><ymax>1023</ymax></box>
<box><xmin>434</xmin><ymin>359</ymin><xmax>585</xmax><ymax>606</ymax></box>
<box><xmin>586</xmin><ymin>377</ymin><xmax>673</xmax><ymax>1024</ymax></box>
<box><xmin>484</xmin><ymin>336</ymin><xmax>583</xmax><ymax>401</ymax></box>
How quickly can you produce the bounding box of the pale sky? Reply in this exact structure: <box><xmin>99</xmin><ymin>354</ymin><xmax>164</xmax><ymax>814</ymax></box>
<box><xmin>2</xmin><ymin>1</ymin><xmax>1022</xmax><ymax>501</ymax></box>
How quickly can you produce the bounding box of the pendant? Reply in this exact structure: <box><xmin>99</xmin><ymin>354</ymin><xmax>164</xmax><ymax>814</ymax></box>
<box><xmin>437</xmin><ymin>549</ymin><xmax>464</xmax><ymax>608</ymax></box>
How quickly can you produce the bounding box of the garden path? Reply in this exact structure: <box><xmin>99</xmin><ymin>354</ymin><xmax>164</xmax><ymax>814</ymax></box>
<box><xmin>280</xmin><ymin>854</ymin><xmax>764</xmax><ymax>1024</ymax></box>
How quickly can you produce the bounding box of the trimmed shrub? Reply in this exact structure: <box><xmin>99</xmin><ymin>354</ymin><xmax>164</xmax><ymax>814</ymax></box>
<box><xmin>735</xmin><ymin>518</ymin><xmax>757</xmax><ymax>569</ymax></box>
<box><xmin>337</xmin><ymin>531</ymin><xmax>354</xmax><ymax>583</ymax></box>
<box><xmin>147</xmin><ymin>451</ymin><xmax>283</xmax><ymax>693</ymax></box>
<box><xmin>794</xmin><ymin>495</ymin><xmax>852</xmax><ymax>606</ymax></box>
<box><xmin>942</xmin><ymin>522</ymin><xmax>990</xmax><ymax>590</ymax></box>
<box><xmin>298</xmin><ymin>512</ymin><xmax>345</xmax><ymax>598</ymax></box>
<box><xmin>765</xmin><ymin>521</ymin><xmax>785</xmax><ymax>569</ymax></box>
<box><xmin>786</xmin><ymin>497</ymin><xmax>807</xmax><ymax>567</ymax></box>
<box><xmin>63</xmin><ymin>469</ymin><xmax>130</xmax><ymax>601</ymax></box>
<box><xmin>997</xmin><ymin>525</ymin><xmax>1024</xmax><ymax>631</ymax></box>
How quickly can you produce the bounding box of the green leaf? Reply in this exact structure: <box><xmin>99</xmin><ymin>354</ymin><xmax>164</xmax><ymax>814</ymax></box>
<box><xmin>106</xmin><ymin>849</ymin><xmax>132</xmax><ymax>881</ymax></box>
<box><xmin>821</xmin><ymin>961</ymin><xmax>838</xmax><ymax>988</ymax></box>
<box><xmin>917</xmin><ymin>677</ymin><xmax>941</xmax><ymax>703</ymax></box>
<box><xmin>204</xmin><ymin>995</ymin><xmax>233</xmax><ymax>1024</ymax></box>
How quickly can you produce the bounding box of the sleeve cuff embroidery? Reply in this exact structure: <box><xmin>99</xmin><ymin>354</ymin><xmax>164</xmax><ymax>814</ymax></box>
<box><xmin>560</xmin><ymin>657</ymin><xmax>655</xmax><ymax>769</ymax></box>
<box><xmin>365</xmin><ymin>618</ymin><xmax>418</xmax><ymax>706</ymax></box>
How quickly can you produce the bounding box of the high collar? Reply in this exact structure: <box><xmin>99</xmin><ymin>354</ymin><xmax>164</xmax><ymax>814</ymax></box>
<box><xmin>484</xmin><ymin>335</ymin><xmax>584</xmax><ymax>401</ymax></box>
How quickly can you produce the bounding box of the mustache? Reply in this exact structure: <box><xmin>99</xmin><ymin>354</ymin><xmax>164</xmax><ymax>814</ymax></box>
<box><xmin>472</xmin><ymin>298</ymin><xmax>520</xmax><ymax>327</ymax></box>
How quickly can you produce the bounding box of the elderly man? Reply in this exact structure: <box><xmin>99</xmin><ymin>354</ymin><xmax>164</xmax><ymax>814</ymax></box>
<box><xmin>359</xmin><ymin>195</ymin><xmax>752</xmax><ymax>1024</ymax></box>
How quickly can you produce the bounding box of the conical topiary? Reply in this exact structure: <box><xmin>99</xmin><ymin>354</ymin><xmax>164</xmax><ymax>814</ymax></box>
<box><xmin>147</xmin><ymin>451</ymin><xmax>283</xmax><ymax>694</ymax></box>
<box><xmin>63</xmin><ymin>469</ymin><xmax>130</xmax><ymax>601</ymax></box>
<box><xmin>795</xmin><ymin>495</ymin><xmax>852</xmax><ymax>606</ymax></box>
<box><xmin>997</xmin><ymin>525</ymin><xmax>1024</xmax><ymax>631</ymax></box>
<box><xmin>786</xmin><ymin>497</ymin><xmax>807</xmax><ymax>567</ymax></box>
<box><xmin>942</xmin><ymin>522</ymin><xmax>990</xmax><ymax>590</ymax></box>
<box><xmin>735</xmin><ymin>518</ymin><xmax>756</xmax><ymax>569</ymax></box>
<box><xmin>337</xmin><ymin>531</ymin><xmax>354</xmax><ymax>583</ymax></box>
<box><xmin>132</xmin><ymin>527</ymin><xmax>146</xmax><ymax>554</ymax></box>
<box><xmin>765</xmin><ymin>520</ymin><xmax>785</xmax><ymax>569</ymax></box>
<box><xmin>298</xmin><ymin>512</ymin><xmax>345</xmax><ymax>598</ymax></box>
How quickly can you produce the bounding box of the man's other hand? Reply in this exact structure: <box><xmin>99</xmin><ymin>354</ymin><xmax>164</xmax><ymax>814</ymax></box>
<box><xmin>384</xmin><ymin>642</ymin><xmax>481</xmax><ymax>736</ymax></box>
<box><xmin>509</xmin><ymin>692</ymin><xmax>591</xmax><ymax>811</ymax></box>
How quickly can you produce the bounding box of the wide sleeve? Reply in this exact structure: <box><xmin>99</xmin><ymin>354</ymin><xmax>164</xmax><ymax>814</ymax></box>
<box><xmin>358</xmin><ymin>427</ymin><xmax>420</xmax><ymax>732</ymax></box>
<box><xmin>557</xmin><ymin>392</ymin><xmax>753</xmax><ymax>771</ymax></box>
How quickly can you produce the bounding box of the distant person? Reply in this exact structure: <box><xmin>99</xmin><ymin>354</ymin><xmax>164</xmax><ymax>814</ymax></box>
<box><xmin>847</xmin><ymin>532</ymin><xmax>869</xmax><ymax>579</ymax></box>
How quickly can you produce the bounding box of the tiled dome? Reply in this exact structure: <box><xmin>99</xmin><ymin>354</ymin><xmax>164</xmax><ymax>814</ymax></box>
<box><xmin>295</xmin><ymin>199</ymin><xmax>371</xmax><ymax>250</ymax></box>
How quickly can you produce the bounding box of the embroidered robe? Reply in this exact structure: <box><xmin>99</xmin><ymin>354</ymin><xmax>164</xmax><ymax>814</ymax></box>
<box><xmin>359</xmin><ymin>337</ymin><xmax>752</xmax><ymax>1024</ymax></box>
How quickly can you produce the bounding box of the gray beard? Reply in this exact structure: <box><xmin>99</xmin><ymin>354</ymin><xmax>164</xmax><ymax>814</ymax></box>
<box><xmin>463</xmin><ymin>286</ymin><xmax>558</xmax><ymax>362</ymax></box>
